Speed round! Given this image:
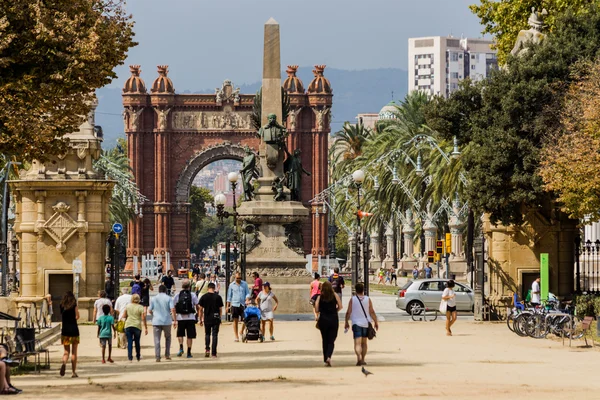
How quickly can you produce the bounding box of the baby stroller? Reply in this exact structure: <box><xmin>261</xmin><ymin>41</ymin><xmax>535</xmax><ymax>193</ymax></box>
<box><xmin>241</xmin><ymin>306</ymin><xmax>263</xmax><ymax>343</ymax></box>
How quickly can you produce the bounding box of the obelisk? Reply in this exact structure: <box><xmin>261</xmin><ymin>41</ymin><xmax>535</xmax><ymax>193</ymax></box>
<box><xmin>259</xmin><ymin>17</ymin><xmax>284</xmax><ymax>179</ymax></box>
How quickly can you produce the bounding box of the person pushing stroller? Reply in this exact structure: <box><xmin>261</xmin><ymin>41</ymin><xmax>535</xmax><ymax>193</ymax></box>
<box><xmin>240</xmin><ymin>296</ymin><xmax>263</xmax><ymax>343</ymax></box>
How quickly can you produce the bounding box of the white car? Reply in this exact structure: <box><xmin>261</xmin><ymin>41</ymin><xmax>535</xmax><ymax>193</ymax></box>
<box><xmin>396</xmin><ymin>279</ymin><xmax>474</xmax><ymax>314</ymax></box>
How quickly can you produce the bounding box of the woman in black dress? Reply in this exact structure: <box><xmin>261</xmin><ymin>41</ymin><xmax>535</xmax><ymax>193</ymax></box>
<box><xmin>140</xmin><ymin>278</ymin><xmax>153</xmax><ymax>313</ymax></box>
<box><xmin>60</xmin><ymin>291</ymin><xmax>80</xmax><ymax>378</ymax></box>
<box><xmin>315</xmin><ymin>281</ymin><xmax>343</xmax><ymax>367</ymax></box>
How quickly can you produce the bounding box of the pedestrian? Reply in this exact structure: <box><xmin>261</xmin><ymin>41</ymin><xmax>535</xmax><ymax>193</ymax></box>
<box><xmin>105</xmin><ymin>275</ymin><xmax>115</xmax><ymax>303</ymax></box>
<box><xmin>174</xmin><ymin>279</ymin><xmax>200</xmax><ymax>358</ymax></box>
<box><xmin>309</xmin><ymin>273</ymin><xmax>321</xmax><ymax>320</ymax></box>
<box><xmin>226</xmin><ymin>272</ymin><xmax>250</xmax><ymax>342</ymax></box>
<box><xmin>442</xmin><ymin>279</ymin><xmax>457</xmax><ymax>336</ymax></box>
<box><xmin>384</xmin><ymin>269</ymin><xmax>391</xmax><ymax>285</ymax></box>
<box><xmin>195</xmin><ymin>273</ymin><xmax>209</xmax><ymax>297</ymax></box>
<box><xmin>96</xmin><ymin>304</ymin><xmax>115</xmax><ymax>364</ymax></box>
<box><xmin>377</xmin><ymin>268</ymin><xmax>385</xmax><ymax>284</ymax></box>
<box><xmin>412</xmin><ymin>265</ymin><xmax>419</xmax><ymax>280</ymax></box>
<box><xmin>344</xmin><ymin>283</ymin><xmax>379</xmax><ymax>366</ymax></box>
<box><xmin>149</xmin><ymin>284</ymin><xmax>175</xmax><ymax>362</ymax></box>
<box><xmin>315</xmin><ymin>280</ymin><xmax>343</xmax><ymax>367</ymax></box>
<box><xmin>123</xmin><ymin>294</ymin><xmax>147</xmax><ymax>362</ymax></box>
<box><xmin>140</xmin><ymin>278</ymin><xmax>153</xmax><ymax>314</ymax></box>
<box><xmin>199</xmin><ymin>282</ymin><xmax>224</xmax><ymax>358</ymax></box>
<box><xmin>157</xmin><ymin>263</ymin><xmax>164</xmax><ymax>283</ymax></box>
<box><xmin>258</xmin><ymin>282</ymin><xmax>278</xmax><ymax>341</ymax></box>
<box><xmin>93</xmin><ymin>290</ymin><xmax>112</xmax><ymax>324</ymax></box>
<box><xmin>161</xmin><ymin>270</ymin><xmax>175</xmax><ymax>296</ymax></box>
<box><xmin>59</xmin><ymin>291</ymin><xmax>80</xmax><ymax>378</ymax></box>
<box><xmin>328</xmin><ymin>267</ymin><xmax>345</xmax><ymax>303</ymax></box>
<box><xmin>0</xmin><ymin>345</ymin><xmax>21</xmax><ymax>394</ymax></box>
<box><xmin>251</xmin><ymin>271</ymin><xmax>263</xmax><ymax>299</ymax></box>
<box><xmin>424</xmin><ymin>263</ymin><xmax>433</xmax><ymax>279</ymax></box>
<box><xmin>531</xmin><ymin>276</ymin><xmax>541</xmax><ymax>307</ymax></box>
<box><xmin>390</xmin><ymin>267</ymin><xmax>397</xmax><ymax>286</ymax></box>
<box><xmin>209</xmin><ymin>273</ymin><xmax>221</xmax><ymax>295</ymax></box>
<box><xmin>192</xmin><ymin>264</ymin><xmax>200</xmax><ymax>277</ymax></box>
<box><xmin>114</xmin><ymin>287</ymin><xmax>132</xmax><ymax>349</ymax></box>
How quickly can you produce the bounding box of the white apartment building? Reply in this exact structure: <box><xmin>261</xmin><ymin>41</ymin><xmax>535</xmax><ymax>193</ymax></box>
<box><xmin>408</xmin><ymin>36</ymin><xmax>497</xmax><ymax>97</ymax></box>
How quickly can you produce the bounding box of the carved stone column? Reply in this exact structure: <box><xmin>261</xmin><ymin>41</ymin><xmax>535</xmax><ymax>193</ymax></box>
<box><xmin>423</xmin><ymin>211</ymin><xmax>437</xmax><ymax>257</ymax></box>
<box><xmin>448</xmin><ymin>198</ymin><xmax>465</xmax><ymax>261</ymax></box>
<box><xmin>384</xmin><ymin>221</ymin><xmax>394</xmax><ymax>263</ymax></box>
<box><xmin>402</xmin><ymin>210</ymin><xmax>416</xmax><ymax>262</ymax></box>
<box><xmin>369</xmin><ymin>229</ymin><xmax>381</xmax><ymax>271</ymax></box>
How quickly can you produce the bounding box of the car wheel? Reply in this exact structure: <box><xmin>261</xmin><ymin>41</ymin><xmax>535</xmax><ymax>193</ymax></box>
<box><xmin>406</xmin><ymin>300</ymin><xmax>424</xmax><ymax>315</ymax></box>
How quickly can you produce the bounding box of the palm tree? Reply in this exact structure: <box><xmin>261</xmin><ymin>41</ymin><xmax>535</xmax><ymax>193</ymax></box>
<box><xmin>329</xmin><ymin>122</ymin><xmax>372</xmax><ymax>181</ymax></box>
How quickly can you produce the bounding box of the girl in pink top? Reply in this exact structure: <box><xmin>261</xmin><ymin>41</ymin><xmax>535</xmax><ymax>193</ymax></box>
<box><xmin>310</xmin><ymin>273</ymin><xmax>322</xmax><ymax>320</ymax></box>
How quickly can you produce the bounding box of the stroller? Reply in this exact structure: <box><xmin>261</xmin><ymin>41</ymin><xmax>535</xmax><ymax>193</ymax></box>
<box><xmin>241</xmin><ymin>305</ymin><xmax>264</xmax><ymax>343</ymax></box>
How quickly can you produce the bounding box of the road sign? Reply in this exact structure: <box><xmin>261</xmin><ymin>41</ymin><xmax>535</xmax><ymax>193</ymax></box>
<box><xmin>72</xmin><ymin>258</ymin><xmax>83</xmax><ymax>274</ymax></box>
<box><xmin>112</xmin><ymin>223</ymin><xmax>124</xmax><ymax>234</ymax></box>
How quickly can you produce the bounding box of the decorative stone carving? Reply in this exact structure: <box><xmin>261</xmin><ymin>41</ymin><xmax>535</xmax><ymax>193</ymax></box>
<box><xmin>283</xmin><ymin>223</ymin><xmax>304</xmax><ymax>255</ymax></box>
<box><xmin>243</xmin><ymin>223</ymin><xmax>261</xmax><ymax>253</ymax></box>
<box><xmin>125</xmin><ymin>107</ymin><xmax>144</xmax><ymax>131</ymax></box>
<box><xmin>43</xmin><ymin>202</ymin><xmax>79</xmax><ymax>253</ymax></box>
<box><xmin>215</xmin><ymin>79</ymin><xmax>241</xmax><ymax>105</ymax></box>
<box><xmin>154</xmin><ymin>107</ymin><xmax>171</xmax><ymax>131</ymax></box>
<box><xmin>312</xmin><ymin>107</ymin><xmax>330</xmax><ymax>131</ymax></box>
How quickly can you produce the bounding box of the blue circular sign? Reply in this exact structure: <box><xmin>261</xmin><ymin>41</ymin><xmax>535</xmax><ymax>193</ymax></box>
<box><xmin>112</xmin><ymin>223</ymin><xmax>124</xmax><ymax>234</ymax></box>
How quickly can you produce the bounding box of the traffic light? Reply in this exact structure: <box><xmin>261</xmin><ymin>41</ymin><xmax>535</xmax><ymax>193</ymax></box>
<box><xmin>436</xmin><ymin>240</ymin><xmax>444</xmax><ymax>254</ymax></box>
<box><xmin>445</xmin><ymin>233</ymin><xmax>452</xmax><ymax>254</ymax></box>
<box><xmin>427</xmin><ymin>250</ymin><xmax>434</xmax><ymax>263</ymax></box>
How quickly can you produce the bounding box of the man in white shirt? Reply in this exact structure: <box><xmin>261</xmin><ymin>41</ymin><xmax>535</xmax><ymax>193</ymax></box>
<box><xmin>93</xmin><ymin>290</ymin><xmax>113</xmax><ymax>323</ymax></box>
<box><xmin>531</xmin><ymin>277</ymin><xmax>541</xmax><ymax>306</ymax></box>
<box><xmin>114</xmin><ymin>287</ymin><xmax>132</xmax><ymax>349</ymax></box>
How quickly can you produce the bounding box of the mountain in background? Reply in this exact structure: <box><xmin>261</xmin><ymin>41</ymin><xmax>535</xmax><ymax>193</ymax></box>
<box><xmin>96</xmin><ymin>67</ymin><xmax>407</xmax><ymax>149</ymax></box>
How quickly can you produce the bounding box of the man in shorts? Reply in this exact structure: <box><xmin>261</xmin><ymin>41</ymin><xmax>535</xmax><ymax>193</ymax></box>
<box><xmin>161</xmin><ymin>270</ymin><xmax>175</xmax><ymax>296</ymax></box>
<box><xmin>329</xmin><ymin>267</ymin><xmax>345</xmax><ymax>302</ymax></box>
<box><xmin>226</xmin><ymin>272</ymin><xmax>250</xmax><ymax>342</ymax></box>
<box><xmin>173</xmin><ymin>279</ymin><xmax>200</xmax><ymax>358</ymax></box>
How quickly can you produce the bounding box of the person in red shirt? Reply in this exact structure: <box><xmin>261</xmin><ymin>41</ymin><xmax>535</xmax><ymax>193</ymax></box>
<box><xmin>251</xmin><ymin>272</ymin><xmax>263</xmax><ymax>299</ymax></box>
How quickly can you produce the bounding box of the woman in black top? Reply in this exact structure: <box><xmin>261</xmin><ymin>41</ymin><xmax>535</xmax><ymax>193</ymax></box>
<box><xmin>141</xmin><ymin>278</ymin><xmax>153</xmax><ymax>313</ymax></box>
<box><xmin>315</xmin><ymin>281</ymin><xmax>343</xmax><ymax>367</ymax></box>
<box><xmin>60</xmin><ymin>291</ymin><xmax>80</xmax><ymax>378</ymax></box>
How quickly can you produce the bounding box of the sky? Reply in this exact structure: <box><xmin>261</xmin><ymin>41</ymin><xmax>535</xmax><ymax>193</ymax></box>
<box><xmin>111</xmin><ymin>0</ymin><xmax>486</xmax><ymax>91</ymax></box>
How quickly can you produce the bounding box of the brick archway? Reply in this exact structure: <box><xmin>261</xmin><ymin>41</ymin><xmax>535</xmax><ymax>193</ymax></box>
<box><xmin>174</xmin><ymin>142</ymin><xmax>248</xmax><ymax>203</ymax></box>
<box><xmin>123</xmin><ymin>71</ymin><xmax>332</xmax><ymax>270</ymax></box>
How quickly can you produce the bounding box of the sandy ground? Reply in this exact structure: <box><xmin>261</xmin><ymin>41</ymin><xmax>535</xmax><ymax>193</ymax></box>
<box><xmin>10</xmin><ymin>319</ymin><xmax>600</xmax><ymax>400</ymax></box>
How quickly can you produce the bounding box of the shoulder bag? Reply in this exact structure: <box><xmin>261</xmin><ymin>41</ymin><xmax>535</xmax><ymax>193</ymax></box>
<box><xmin>356</xmin><ymin>296</ymin><xmax>376</xmax><ymax>340</ymax></box>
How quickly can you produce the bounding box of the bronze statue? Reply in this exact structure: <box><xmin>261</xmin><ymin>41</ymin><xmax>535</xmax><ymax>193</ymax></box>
<box><xmin>258</xmin><ymin>113</ymin><xmax>288</xmax><ymax>169</ymax></box>
<box><xmin>240</xmin><ymin>146</ymin><xmax>258</xmax><ymax>201</ymax></box>
<box><xmin>284</xmin><ymin>148</ymin><xmax>310</xmax><ymax>201</ymax></box>
<box><xmin>271</xmin><ymin>176</ymin><xmax>286</xmax><ymax>201</ymax></box>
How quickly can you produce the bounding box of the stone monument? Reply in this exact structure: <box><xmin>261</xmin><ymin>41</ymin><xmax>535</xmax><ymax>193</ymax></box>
<box><xmin>510</xmin><ymin>7</ymin><xmax>548</xmax><ymax>57</ymax></box>
<box><xmin>8</xmin><ymin>98</ymin><xmax>114</xmax><ymax>321</ymax></box>
<box><xmin>236</xmin><ymin>18</ymin><xmax>311</xmax><ymax>312</ymax></box>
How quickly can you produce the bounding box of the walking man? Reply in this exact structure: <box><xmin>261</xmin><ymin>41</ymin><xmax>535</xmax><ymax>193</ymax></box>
<box><xmin>161</xmin><ymin>270</ymin><xmax>175</xmax><ymax>296</ymax></box>
<box><xmin>199</xmin><ymin>282</ymin><xmax>224</xmax><ymax>358</ymax></box>
<box><xmin>226</xmin><ymin>272</ymin><xmax>250</xmax><ymax>342</ymax></box>
<box><xmin>173</xmin><ymin>279</ymin><xmax>199</xmax><ymax>358</ymax></box>
<box><xmin>149</xmin><ymin>284</ymin><xmax>175</xmax><ymax>362</ymax></box>
<box><xmin>531</xmin><ymin>277</ymin><xmax>541</xmax><ymax>306</ymax></box>
<box><xmin>114</xmin><ymin>287</ymin><xmax>132</xmax><ymax>349</ymax></box>
<box><xmin>329</xmin><ymin>267</ymin><xmax>345</xmax><ymax>302</ymax></box>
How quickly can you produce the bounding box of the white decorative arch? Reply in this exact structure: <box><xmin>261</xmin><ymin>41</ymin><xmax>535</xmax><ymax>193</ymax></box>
<box><xmin>174</xmin><ymin>142</ymin><xmax>251</xmax><ymax>203</ymax></box>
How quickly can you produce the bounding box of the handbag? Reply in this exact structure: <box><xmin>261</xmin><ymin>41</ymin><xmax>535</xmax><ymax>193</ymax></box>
<box><xmin>116</xmin><ymin>320</ymin><xmax>125</xmax><ymax>333</ymax></box>
<box><xmin>356</xmin><ymin>296</ymin><xmax>376</xmax><ymax>340</ymax></box>
<box><xmin>439</xmin><ymin>299</ymin><xmax>447</xmax><ymax>313</ymax></box>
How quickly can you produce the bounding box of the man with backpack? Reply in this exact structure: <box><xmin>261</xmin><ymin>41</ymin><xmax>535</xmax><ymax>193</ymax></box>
<box><xmin>329</xmin><ymin>267</ymin><xmax>345</xmax><ymax>302</ymax></box>
<box><xmin>173</xmin><ymin>279</ymin><xmax>200</xmax><ymax>358</ymax></box>
<box><xmin>130</xmin><ymin>274</ymin><xmax>143</xmax><ymax>296</ymax></box>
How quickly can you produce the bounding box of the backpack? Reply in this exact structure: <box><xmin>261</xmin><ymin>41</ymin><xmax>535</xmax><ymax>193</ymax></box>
<box><xmin>330</xmin><ymin>275</ymin><xmax>341</xmax><ymax>292</ymax></box>
<box><xmin>131</xmin><ymin>283</ymin><xmax>142</xmax><ymax>296</ymax></box>
<box><xmin>176</xmin><ymin>290</ymin><xmax>195</xmax><ymax>314</ymax></box>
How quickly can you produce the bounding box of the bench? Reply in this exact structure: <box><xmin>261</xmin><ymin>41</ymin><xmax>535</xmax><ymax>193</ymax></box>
<box><xmin>581</xmin><ymin>316</ymin><xmax>595</xmax><ymax>347</ymax></box>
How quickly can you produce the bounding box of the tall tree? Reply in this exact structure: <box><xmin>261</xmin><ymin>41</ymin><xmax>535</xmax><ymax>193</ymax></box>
<box><xmin>470</xmin><ymin>0</ymin><xmax>596</xmax><ymax>65</ymax></box>
<box><xmin>0</xmin><ymin>0</ymin><xmax>135</xmax><ymax>160</ymax></box>
<box><xmin>329</xmin><ymin>122</ymin><xmax>372</xmax><ymax>181</ymax></box>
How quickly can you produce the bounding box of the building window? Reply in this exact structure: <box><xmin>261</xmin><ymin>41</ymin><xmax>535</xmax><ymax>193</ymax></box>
<box><xmin>471</xmin><ymin>65</ymin><xmax>476</xmax><ymax>70</ymax></box>
<box><xmin>451</xmin><ymin>72</ymin><xmax>459</xmax><ymax>79</ymax></box>
<box><xmin>471</xmin><ymin>54</ymin><xmax>476</xmax><ymax>60</ymax></box>
<box><xmin>450</xmin><ymin>52</ymin><xmax>458</xmax><ymax>62</ymax></box>
<box><xmin>459</xmin><ymin>54</ymin><xmax>463</xmax><ymax>59</ymax></box>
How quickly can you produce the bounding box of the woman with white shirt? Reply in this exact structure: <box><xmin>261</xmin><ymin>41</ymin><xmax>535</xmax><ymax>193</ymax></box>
<box><xmin>442</xmin><ymin>280</ymin><xmax>457</xmax><ymax>336</ymax></box>
<box><xmin>344</xmin><ymin>283</ymin><xmax>379</xmax><ymax>366</ymax></box>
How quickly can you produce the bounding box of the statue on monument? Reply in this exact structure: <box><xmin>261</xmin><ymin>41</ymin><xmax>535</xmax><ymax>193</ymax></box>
<box><xmin>510</xmin><ymin>7</ymin><xmax>548</xmax><ymax>57</ymax></box>
<box><xmin>240</xmin><ymin>146</ymin><xmax>258</xmax><ymax>201</ymax></box>
<box><xmin>284</xmin><ymin>148</ymin><xmax>310</xmax><ymax>201</ymax></box>
<box><xmin>258</xmin><ymin>113</ymin><xmax>288</xmax><ymax>169</ymax></box>
<box><xmin>271</xmin><ymin>176</ymin><xmax>286</xmax><ymax>201</ymax></box>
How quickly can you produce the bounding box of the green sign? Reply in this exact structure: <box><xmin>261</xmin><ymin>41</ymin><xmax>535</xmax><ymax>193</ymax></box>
<box><xmin>540</xmin><ymin>253</ymin><xmax>549</xmax><ymax>300</ymax></box>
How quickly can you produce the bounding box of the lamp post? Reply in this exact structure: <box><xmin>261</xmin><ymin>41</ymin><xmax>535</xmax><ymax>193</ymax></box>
<box><xmin>10</xmin><ymin>232</ymin><xmax>17</xmax><ymax>293</ymax></box>
<box><xmin>352</xmin><ymin>169</ymin><xmax>369</xmax><ymax>295</ymax></box>
<box><xmin>215</xmin><ymin>172</ymin><xmax>241</xmax><ymax>297</ymax></box>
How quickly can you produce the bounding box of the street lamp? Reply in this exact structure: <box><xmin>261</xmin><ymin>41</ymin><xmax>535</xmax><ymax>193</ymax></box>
<box><xmin>451</xmin><ymin>136</ymin><xmax>461</xmax><ymax>159</ymax></box>
<box><xmin>352</xmin><ymin>169</ymin><xmax>369</xmax><ymax>295</ymax></box>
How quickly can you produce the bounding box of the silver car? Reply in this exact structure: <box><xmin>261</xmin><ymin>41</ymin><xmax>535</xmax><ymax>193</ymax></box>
<box><xmin>396</xmin><ymin>279</ymin><xmax>474</xmax><ymax>314</ymax></box>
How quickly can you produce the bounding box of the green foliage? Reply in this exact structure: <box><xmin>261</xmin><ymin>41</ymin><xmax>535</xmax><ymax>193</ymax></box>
<box><xmin>469</xmin><ymin>0</ymin><xmax>597</xmax><ymax>65</ymax></box>
<box><xmin>574</xmin><ymin>294</ymin><xmax>600</xmax><ymax>318</ymax></box>
<box><xmin>0</xmin><ymin>0</ymin><xmax>136</xmax><ymax>160</ymax></box>
<box><xmin>191</xmin><ymin>215</ymin><xmax>234</xmax><ymax>255</ymax></box>
<box><xmin>334</xmin><ymin>228</ymin><xmax>348</xmax><ymax>260</ymax></box>
<box><xmin>189</xmin><ymin>185</ymin><xmax>212</xmax><ymax>235</ymax></box>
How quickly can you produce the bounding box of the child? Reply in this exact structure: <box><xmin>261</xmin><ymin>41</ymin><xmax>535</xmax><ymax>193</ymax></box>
<box><xmin>96</xmin><ymin>304</ymin><xmax>116</xmax><ymax>364</ymax></box>
<box><xmin>239</xmin><ymin>296</ymin><xmax>262</xmax><ymax>338</ymax></box>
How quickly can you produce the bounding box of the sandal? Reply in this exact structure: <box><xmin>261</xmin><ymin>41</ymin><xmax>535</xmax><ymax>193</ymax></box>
<box><xmin>59</xmin><ymin>363</ymin><xmax>66</xmax><ymax>377</ymax></box>
<box><xmin>8</xmin><ymin>385</ymin><xmax>21</xmax><ymax>394</ymax></box>
<box><xmin>71</xmin><ymin>372</ymin><xmax>78</xmax><ymax>378</ymax></box>
<box><xmin>0</xmin><ymin>387</ymin><xmax>19</xmax><ymax>395</ymax></box>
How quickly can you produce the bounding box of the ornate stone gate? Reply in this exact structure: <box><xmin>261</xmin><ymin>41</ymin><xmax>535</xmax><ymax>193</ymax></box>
<box><xmin>122</xmin><ymin>65</ymin><xmax>332</xmax><ymax>269</ymax></box>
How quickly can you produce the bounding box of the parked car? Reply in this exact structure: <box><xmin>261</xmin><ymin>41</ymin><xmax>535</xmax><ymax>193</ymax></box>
<box><xmin>396</xmin><ymin>279</ymin><xmax>474</xmax><ymax>314</ymax></box>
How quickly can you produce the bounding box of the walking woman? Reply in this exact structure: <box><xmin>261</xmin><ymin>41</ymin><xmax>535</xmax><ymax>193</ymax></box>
<box><xmin>315</xmin><ymin>281</ymin><xmax>342</xmax><ymax>367</ymax></box>
<box><xmin>60</xmin><ymin>291</ymin><xmax>80</xmax><ymax>378</ymax></box>
<box><xmin>442</xmin><ymin>280</ymin><xmax>457</xmax><ymax>336</ymax></box>
<box><xmin>258</xmin><ymin>282</ymin><xmax>278</xmax><ymax>341</ymax></box>
<box><xmin>123</xmin><ymin>294</ymin><xmax>148</xmax><ymax>361</ymax></box>
<box><xmin>140</xmin><ymin>278</ymin><xmax>153</xmax><ymax>314</ymax></box>
<box><xmin>344</xmin><ymin>283</ymin><xmax>378</xmax><ymax>366</ymax></box>
<box><xmin>309</xmin><ymin>273</ymin><xmax>321</xmax><ymax>320</ymax></box>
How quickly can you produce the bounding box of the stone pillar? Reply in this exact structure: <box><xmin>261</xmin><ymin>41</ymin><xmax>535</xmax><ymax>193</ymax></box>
<box><xmin>384</xmin><ymin>221</ymin><xmax>394</xmax><ymax>263</ymax></box>
<box><xmin>448</xmin><ymin>198</ymin><xmax>465</xmax><ymax>261</ymax></box>
<box><xmin>402</xmin><ymin>210</ymin><xmax>416</xmax><ymax>262</ymax></box>
<box><xmin>369</xmin><ymin>229</ymin><xmax>381</xmax><ymax>271</ymax></box>
<box><xmin>423</xmin><ymin>211</ymin><xmax>437</xmax><ymax>257</ymax></box>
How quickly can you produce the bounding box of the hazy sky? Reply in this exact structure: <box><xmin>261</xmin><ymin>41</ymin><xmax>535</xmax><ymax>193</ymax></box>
<box><xmin>111</xmin><ymin>0</ymin><xmax>486</xmax><ymax>91</ymax></box>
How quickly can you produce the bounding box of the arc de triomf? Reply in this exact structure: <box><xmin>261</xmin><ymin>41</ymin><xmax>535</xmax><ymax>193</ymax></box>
<box><xmin>122</xmin><ymin>64</ymin><xmax>331</xmax><ymax>270</ymax></box>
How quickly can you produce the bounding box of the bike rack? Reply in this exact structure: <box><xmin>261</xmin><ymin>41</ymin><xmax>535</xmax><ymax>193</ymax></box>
<box><xmin>411</xmin><ymin>308</ymin><xmax>438</xmax><ymax>322</ymax></box>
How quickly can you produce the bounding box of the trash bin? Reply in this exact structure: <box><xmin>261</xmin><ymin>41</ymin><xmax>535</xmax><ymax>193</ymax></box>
<box><xmin>16</xmin><ymin>328</ymin><xmax>36</xmax><ymax>353</ymax></box>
